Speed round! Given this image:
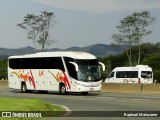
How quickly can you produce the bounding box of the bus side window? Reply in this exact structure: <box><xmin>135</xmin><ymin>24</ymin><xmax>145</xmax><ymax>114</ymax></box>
<box><xmin>109</xmin><ymin>72</ymin><xmax>114</xmax><ymax>78</ymax></box>
<box><xmin>64</xmin><ymin>57</ymin><xmax>77</xmax><ymax>79</ymax></box>
<box><xmin>9</xmin><ymin>57</ymin><xmax>65</xmax><ymax>71</ymax></box>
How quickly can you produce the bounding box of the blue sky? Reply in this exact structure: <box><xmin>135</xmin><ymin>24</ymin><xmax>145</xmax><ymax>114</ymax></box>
<box><xmin>0</xmin><ymin>0</ymin><xmax>160</xmax><ymax>49</ymax></box>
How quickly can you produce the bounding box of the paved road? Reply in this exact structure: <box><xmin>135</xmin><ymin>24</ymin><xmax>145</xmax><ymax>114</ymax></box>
<box><xmin>1</xmin><ymin>88</ymin><xmax>160</xmax><ymax>120</ymax></box>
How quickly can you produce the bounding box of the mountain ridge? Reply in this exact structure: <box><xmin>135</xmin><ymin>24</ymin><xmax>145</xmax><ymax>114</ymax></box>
<box><xmin>0</xmin><ymin>44</ymin><xmax>124</xmax><ymax>58</ymax></box>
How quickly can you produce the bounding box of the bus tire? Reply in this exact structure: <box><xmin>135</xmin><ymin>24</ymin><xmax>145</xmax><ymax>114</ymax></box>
<box><xmin>59</xmin><ymin>84</ymin><xmax>67</xmax><ymax>95</ymax></box>
<box><xmin>21</xmin><ymin>83</ymin><xmax>27</xmax><ymax>93</ymax></box>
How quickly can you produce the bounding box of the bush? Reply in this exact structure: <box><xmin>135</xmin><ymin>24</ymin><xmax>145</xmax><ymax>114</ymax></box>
<box><xmin>0</xmin><ymin>59</ymin><xmax>7</xmax><ymax>80</ymax></box>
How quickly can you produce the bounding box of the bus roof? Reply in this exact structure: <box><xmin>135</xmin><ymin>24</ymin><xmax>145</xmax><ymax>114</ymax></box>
<box><xmin>8</xmin><ymin>51</ymin><xmax>97</xmax><ymax>59</ymax></box>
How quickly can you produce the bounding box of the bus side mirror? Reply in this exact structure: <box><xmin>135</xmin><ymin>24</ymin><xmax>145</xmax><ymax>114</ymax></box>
<box><xmin>98</xmin><ymin>62</ymin><xmax>105</xmax><ymax>71</ymax></box>
<box><xmin>69</xmin><ymin>62</ymin><xmax>78</xmax><ymax>71</ymax></box>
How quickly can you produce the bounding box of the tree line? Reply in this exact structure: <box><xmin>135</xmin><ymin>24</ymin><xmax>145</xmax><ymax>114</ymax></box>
<box><xmin>0</xmin><ymin>43</ymin><xmax>159</xmax><ymax>82</ymax></box>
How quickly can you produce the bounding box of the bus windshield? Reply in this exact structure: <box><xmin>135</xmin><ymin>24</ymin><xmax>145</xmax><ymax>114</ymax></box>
<box><xmin>77</xmin><ymin>65</ymin><xmax>101</xmax><ymax>81</ymax></box>
<box><xmin>76</xmin><ymin>59</ymin><xmax>101</xmax><ymax>82</ymax></box>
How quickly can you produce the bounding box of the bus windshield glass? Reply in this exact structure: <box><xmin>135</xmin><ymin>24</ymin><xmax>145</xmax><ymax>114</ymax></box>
<box><xmin>75</xmin><ymin>59</ymin><xmax>101</xmax><ymax>82</ymax></box>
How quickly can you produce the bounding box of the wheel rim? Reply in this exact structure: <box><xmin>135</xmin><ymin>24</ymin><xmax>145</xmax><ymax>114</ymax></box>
<box><xmin>61</xmin><ymin>86</ymin><xmax>65</xmax><ymax>94</ymax></box>
<box><xmin>22</xmin><ymin>85</ymin><xmax>26</xmax><ymax>92</ymax></box>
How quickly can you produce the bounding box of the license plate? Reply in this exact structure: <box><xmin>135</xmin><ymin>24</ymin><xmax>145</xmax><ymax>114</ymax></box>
<box><xmin>90</xmin><ymin>88</ymin><xmax>94</xmax><ymax>91</ymax></box>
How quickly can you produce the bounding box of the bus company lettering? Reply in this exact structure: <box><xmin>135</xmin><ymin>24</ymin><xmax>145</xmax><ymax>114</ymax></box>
<box><xmin>11</xmin><ymin>70</ymin><xmax>36</xmax><ymax>89</ymax></box>
<box><xmin>39</xmin><ymin>70</ymin><xmax>44</xmax><ymax>76</ymax></box>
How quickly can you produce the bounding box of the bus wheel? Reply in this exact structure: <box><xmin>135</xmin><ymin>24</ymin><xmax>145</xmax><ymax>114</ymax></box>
<box><xmin>59</xmin><ymin>84</ymin><xmax>67</xmax><ymax>95</ymax></box>
<box><xmin>81</xmin><ymin>92</ymin><xmax>88</xmax><ymax>95</ymax></box>
<box><xmin>21</xmin><ymin>83</ymin><xmax>27</xmax><ymax>93</ymax></box>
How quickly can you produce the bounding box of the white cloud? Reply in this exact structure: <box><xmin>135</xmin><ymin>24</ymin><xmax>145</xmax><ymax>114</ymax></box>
<box><xmin>31</xmin><ymin>0</ymin><xmax>160</xmax><ymax>14</ymax></box>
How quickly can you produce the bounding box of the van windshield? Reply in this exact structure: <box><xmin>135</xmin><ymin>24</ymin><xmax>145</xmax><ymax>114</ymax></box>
<box><xmin>141</xmin><ymin>71</ymin><xmax>152</xmax><ymax>79</ymax></box>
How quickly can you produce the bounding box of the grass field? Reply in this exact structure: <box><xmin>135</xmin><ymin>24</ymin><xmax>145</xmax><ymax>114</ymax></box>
<box><xmin>0</xmin><ymin>97</ymin><xmax>65</xmax><ymax>120</ymax></box>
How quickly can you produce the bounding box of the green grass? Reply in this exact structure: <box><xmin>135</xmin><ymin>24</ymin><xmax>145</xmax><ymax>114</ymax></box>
<box><xmin>0</xmin><ymin>97</ymin><xmax>65</xmax><ymax>120</ymax></box>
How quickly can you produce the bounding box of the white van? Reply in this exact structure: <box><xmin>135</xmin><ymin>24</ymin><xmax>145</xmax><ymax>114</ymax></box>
<box><xmin>105</xmin><ymin>65</ymin><xmax>153</xmax><ymax>84</ymax></box>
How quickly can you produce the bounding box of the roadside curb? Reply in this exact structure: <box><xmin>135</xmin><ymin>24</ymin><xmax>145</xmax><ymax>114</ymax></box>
<box><xmin>52</xmin><ymin>104</ymin><xmax>71</xmax><ymax>117</ymax></box>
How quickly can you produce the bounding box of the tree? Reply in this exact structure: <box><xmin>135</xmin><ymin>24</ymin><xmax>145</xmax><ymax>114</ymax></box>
<box><xmin>112</xmin><ymin>34</ymin><xmax>133</xmax><ymax>66</ymax></box>
<box><xmin>112</xmin><ymin>11</ymin><xmax>155</xmax><ymax>66</ymax></box>
<box><xmin>17</xmin><ymin>11</ymin><xmax>57</xmax><ymax>51</ymax></box>
<box><xmin>130</xmin><ymin>11</ymin><xmax>155</xmax><ymax>64</ymax></box>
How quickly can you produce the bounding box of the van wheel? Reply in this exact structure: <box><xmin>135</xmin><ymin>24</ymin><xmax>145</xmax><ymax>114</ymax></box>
<box><xmin>21</xmin><ymin>83</ymin><xmax>27</xmax><ymax>93</ymax></box>
<box><xmin>59</xmin><ymin>84</ymin><xmax>67</xmax><ymax>95</ymax></box>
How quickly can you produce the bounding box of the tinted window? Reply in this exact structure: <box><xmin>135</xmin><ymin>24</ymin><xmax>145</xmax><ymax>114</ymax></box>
<box><xmin>64</xmin><ymin>57</ymin><xmax>77</xmax><ymax>79</ymax></box>
<box><xmin>76</xmin><ymin>59</ymin><xmax>98</xmax><ymax>66</ymax></box>
<box><xmin>109</xmin><ymin>72</ymin><xmax>115</xmax><ymax>78</ymax></box>
<box><xmin>116</xmin><ymin>71</ymin><xmax>138</xmax><ymax>78</ymax></box>
<box><xmin>141</xmin><ymin>71</ymin><xmax>152</xmax><ymax>78</ymax></box>
<box><xmin>9</xmin><ymin>57</ymin><xmax>65</xmax><ymax>71</ymax></box>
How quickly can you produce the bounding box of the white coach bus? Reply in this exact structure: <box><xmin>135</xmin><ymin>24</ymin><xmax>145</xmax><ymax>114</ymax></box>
<box><xmin>8</xmin><ymin>51</ymin><xmax>105</xmax><ymax>95</ymax></box>
<box><xmin>105</xmin><ymin>65</ymin><xmax>153</xmax><ymax>84</ymax></box>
